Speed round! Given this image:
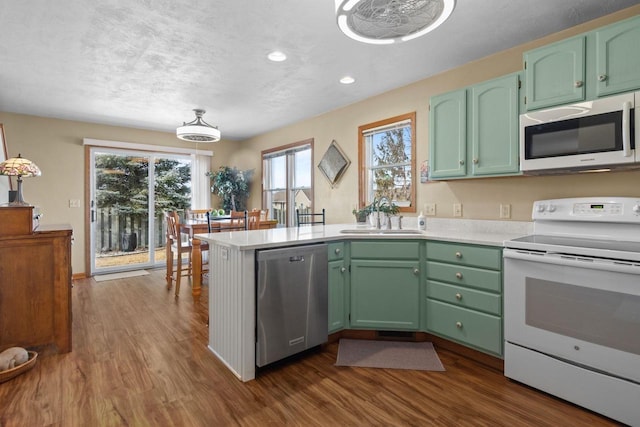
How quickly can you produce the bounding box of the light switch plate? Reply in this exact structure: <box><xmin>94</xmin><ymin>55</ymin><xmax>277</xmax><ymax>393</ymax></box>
<box><xmin>69</xmin><ymin>199</ymin><xmax>81</xmax><ymax>208</ymax></box>
<box><xmin>453</xmin><ymin>203</ymin><xmax>462</xmax><ymax>217</ymax></box>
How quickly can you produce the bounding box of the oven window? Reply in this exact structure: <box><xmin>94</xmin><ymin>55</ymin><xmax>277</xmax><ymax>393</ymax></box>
<box><xmin>524</xmin><ymin>110</ymin><xmax>634</xmax><ymax>159</ymax></box>
<box><xmin>525</xmin><ymin>278</ymin><xmax>640</xmax><ymax>356</ymax></box>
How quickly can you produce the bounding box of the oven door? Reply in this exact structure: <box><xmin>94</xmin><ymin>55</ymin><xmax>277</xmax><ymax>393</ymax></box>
<box><xmin>504</xmin><ymin>248</ymin><xmax>640</xmax><ymax>383</ymax></box>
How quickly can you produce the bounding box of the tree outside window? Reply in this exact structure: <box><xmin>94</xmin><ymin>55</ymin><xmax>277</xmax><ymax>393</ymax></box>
<box><xmin>358</xmin><ymin>112</ymin><xmax>416</xmax><ymax>212</ymax></box>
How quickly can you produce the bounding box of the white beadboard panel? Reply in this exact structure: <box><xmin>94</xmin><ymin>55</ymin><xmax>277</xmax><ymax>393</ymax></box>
<box><xmin>208</xmin><ymin>243</ymin><xmax>256</xmax><ymax>381</ymax></box>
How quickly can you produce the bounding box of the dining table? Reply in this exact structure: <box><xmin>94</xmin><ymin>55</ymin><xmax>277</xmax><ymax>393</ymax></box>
<box><xmin>175</xmin><ymin>217</ymin><xmax>278</xmax><ymax>301</ymax></box>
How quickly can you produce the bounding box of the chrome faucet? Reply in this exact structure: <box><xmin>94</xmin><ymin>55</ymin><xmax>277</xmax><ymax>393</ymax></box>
<box><xmin>376</xmin><ymin>197</ymin><xmax>389</xmax><ymax>229</ymax></box>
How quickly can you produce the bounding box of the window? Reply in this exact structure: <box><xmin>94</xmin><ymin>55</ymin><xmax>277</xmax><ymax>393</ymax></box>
<box><xmin>358</xmin><ymin>112</ymin><xmax>416</xmax><ymax>212</ymax></box>
<box><xmin>262</xmin><ymin>139</ymin><xmax>313</xmax><ymax>227</ymax></box>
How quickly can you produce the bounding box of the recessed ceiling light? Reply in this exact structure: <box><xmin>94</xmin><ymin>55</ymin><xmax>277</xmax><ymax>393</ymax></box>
<box><xmin>267</xmin><ymin>51</ymin><xmax>287</xmax><ymax>62</ymax></box>
<box><xmin>340</xmin><ymin>76</ymin><xmax>356</xmax><ymax>84</ymax></box>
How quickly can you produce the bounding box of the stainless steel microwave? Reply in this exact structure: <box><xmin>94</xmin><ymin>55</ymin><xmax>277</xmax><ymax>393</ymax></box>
<box><xmin>520</xmin><ymin>91</ymin><xmax>639</xmax><ymax>174</ymax></box>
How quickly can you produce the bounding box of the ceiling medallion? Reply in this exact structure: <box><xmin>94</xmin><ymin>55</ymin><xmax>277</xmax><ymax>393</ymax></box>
<box><xmin>176</xmin><ymin>109</ymin><xmax>221</xmax><ymax>142</ymax></box>
<box><xmin>335</xmin><ymin>0</ymin><xmax>455</xmax><ymax>45</ymax></box>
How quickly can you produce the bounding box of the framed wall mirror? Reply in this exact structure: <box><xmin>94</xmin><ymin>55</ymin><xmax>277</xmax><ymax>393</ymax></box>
<box><xmin>318</xmin><ymin>140</ymin><xmax>350</xmax><ymax>188</ymax></box>
<box><xmin>0</xmin><ymin>124</ymin><xmax>12</xmax><ymax>205</ymax></box>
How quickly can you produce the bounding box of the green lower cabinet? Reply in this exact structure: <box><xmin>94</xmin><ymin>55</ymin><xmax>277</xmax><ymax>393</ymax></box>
<box><xmin>328</xmin><ymin>259</ymin><xmax>347</xmax><ymax>333</ymax></box>
<box><xmin>350</xmin><ymin>259</ymin><xmax>420</xmax><ymax>330</ymax></box>
<box><xmin>426</xmin><ymin>299</ymin><xmax>502</xmax><ymax>356</ymax></box>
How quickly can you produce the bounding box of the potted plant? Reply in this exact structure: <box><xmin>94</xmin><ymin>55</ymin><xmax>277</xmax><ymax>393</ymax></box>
<box><xmin>353</xmin><ymin>198</ymin><xmax>399</xmax><ymax>225</ymax></box>
<box><xmin>352</xmin><ymin>207</ymin><xmax>370</xmax><ymax>224</ymax></box>
<box><xmin>206</xmin><ymin>166</ymin><xmax>253</xmax><ymax>212</ymax></box>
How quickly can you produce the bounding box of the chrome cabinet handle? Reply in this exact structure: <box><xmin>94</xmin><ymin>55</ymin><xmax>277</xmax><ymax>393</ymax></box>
<box><xmin>455</xmin><ymin>293</ymin><xmax>462</xmax><ymax>300</ymax></box>
<box><xmin>472</xmin><ymin>158</ymin><xmax>478</xmax><ymax>164</ymax></box>
<box><xmin>455</xmin><ymin>272</ymin><xmax>463</xmax><ymax>279</ymax></box>
<box><xmin>413</xmin><ymin>268</ymin><xmax>420</xmax><ymax>275</ymax></box>
<box><xmin>335</xmin><ymin>248</ymin><xmax>341</xmax><ymax>255</ymax></box>
<box><xmin>455</xmin><ymin>251</ymin><xmax>462</xmax><ymax>258</ymax></box>
<box><xmin>340</xmin><ymin>267</ymin><xmax>346</xmax><ymax>273</ymax></box>
<box><xmin>598</xmin><ymin>74</ymin><xmax>608</xmax><ymax>82</ymax></box>
<box><xmin>574</xmin><ymin>80</ymin><xmax>583</xmax><ymax>88</ymax></box>
<box><xmin>459</xmin><ymin>160</ymin><xmax>465</xmax><ymax>165</ymax></box>
<box><xmin>456</xmin><ymin>321</ymin><xmax>463</xmax><ymax>329</ymax></box>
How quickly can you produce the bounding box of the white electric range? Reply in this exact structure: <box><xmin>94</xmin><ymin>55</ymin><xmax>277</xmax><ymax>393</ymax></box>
<box><xmin>503</xmin><ymin>197</ymin><xmax>640</xmax><ymax>426</ymax></box>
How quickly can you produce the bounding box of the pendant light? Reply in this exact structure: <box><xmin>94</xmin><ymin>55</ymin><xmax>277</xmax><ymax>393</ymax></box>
<box><xmin>335</xmin><ymin>0</ymin><xmax>455</xmax><ymax>44</ymax></box>
<box><xmin>176</xmin><ymin>109</ymin><xmax>221</xmax><ymax>142</ymax></box>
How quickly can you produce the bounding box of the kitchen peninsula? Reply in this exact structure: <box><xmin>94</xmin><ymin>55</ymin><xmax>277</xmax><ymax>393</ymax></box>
<box><xmin>196</xmin><ymin>220</ymin><xmax>531</xmax><ymax>381</ymax></box>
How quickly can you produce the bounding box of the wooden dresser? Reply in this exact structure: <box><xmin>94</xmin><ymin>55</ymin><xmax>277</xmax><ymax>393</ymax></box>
<box><xmin>0</xmin><ymin>206</ymin><xmax>72</xmax><ymax>353</ymax></box>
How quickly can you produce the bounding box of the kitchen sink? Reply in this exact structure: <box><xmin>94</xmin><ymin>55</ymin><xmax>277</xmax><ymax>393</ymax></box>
<box><xmin>339</xmin><ymin>228</ymin><xmax>424</xmax><ymax>235</ymax></box>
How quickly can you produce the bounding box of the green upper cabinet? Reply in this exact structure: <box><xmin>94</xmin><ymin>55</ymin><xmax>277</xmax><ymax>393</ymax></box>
<box><xmin>524</xmin><ymin>37</ymin><xmax>586</xmax><ymax>110</ymax></box>
<box><xmin>429</xmin><ymin>73</ymin><xmax>520</xmax><ymax>180</ymax></box>
<box><xmin>429</xmin><ymin>89</ymin><xmax>467</xmax><ymax>179</ymax></box>
<box><xmin>595</xmin><ymin>15</ymin><xmax>640</xmax><ymax>97</ymax></box>
<box><xmin>524</xmin><ymin>15</ymin><xmax>640</xmax><ymax>110</ymax></box>
<box><xmin>470</xmin><ymin>74</ymin><xmax>520</xmax><ymax>176</ymax></box>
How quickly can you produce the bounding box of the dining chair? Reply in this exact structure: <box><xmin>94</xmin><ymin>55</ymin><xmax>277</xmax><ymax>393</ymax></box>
<box><xmin>247</xmin><ymin>209</ymin><xmax>261</xmax><ymax>230</ymax></box>
<box><xmin>219</xmin><ymin>210</ymin><xmax>248</xmax><ymax>231</ymax></box>
<box><xmin>296</xmin><ymin>208</ymin><xmax>325</xmax><ymax>226</ymax></box>
<box><xmin>252</xmin><ymin>208</ymin><xmax>269</xmax><ymax>222</ymax></box>
<box><xmin>166</xmin><ymin>211</ymin><xmax>209</xmax><ymax>297</ymax></box>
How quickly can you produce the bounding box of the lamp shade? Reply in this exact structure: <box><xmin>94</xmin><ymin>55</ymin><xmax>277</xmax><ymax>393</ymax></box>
<box><xmin>177</xmin><ymin>109</ymin><xmax>221</xmax><ymax>142</ymax></box>
<box><xmin>0</xmin><ymin>154</ymin><xmax>41</xmax><ymax>177</ymax></box>
<box><xmin>0</xmin><ymin>154</ymin><xmax>41</xmax><ymax>206</ymax></box>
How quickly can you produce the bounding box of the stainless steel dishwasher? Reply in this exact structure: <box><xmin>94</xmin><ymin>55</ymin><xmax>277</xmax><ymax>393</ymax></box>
<box><xmin>256</xmin><ymin>243</ymin><xmax>328</xmax><ymax>367</ymax></box>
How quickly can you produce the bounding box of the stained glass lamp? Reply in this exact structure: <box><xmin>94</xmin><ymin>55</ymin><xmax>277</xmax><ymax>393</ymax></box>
<box><xmin>0</xmin><ymin>154</ymin><xmax>41</xmax><ymax>206</ymax></box>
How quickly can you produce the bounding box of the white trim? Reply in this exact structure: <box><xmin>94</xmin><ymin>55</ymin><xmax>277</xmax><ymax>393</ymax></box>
<box><xmin>83</xmin><ymin>138</ymin><xmax>214</xmax><ymax>157</ymax></box>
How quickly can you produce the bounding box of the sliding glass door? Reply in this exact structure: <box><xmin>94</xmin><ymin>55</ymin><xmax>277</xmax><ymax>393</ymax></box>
<box><xmin>89</xmin><ymin>147</ymin><xmax>191</xmax><ymax>275</ymax></box>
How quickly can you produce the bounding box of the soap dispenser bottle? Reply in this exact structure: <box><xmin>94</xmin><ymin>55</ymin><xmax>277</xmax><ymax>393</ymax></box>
<box><xmin>418</xmin><ymin>211</ymin><xmax>426</xmax><ymax>230</ymax></box>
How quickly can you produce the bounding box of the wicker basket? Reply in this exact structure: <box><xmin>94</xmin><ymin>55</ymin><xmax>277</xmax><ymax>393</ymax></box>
<box><xmin>0</xmin><ymin>351</ymin><xmax>38</xmax><ymax>384</ymax></box>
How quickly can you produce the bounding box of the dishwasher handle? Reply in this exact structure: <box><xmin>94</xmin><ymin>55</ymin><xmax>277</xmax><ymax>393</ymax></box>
<box><xmin>289</xmin><ymin>256</ymin><xmax>305</xmax><ymax>262</ymax></box>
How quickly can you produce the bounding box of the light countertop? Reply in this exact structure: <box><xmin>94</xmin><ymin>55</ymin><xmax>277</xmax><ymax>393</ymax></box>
<box><xmin>195</xmin><ymin>218</ymin><xmax>533</xmax><ymax>250</ymax></box>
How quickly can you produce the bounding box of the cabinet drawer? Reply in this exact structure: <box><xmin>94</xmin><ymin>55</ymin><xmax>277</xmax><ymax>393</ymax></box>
<box><xmin>351</xmin><ymin>240</ymin><xmax>419</xmax><ymax>260</ymax></box>
<box><xmin>426</xmin><ymin>261</ymin><xmax>501</xmax><ymax>293</ymax></box>
<box><xmin>426</xmin><ymin>280</ymin><xmax>501</xmax><ymax>315</ymax></box>
<box><xmin>426</xmin><ymin>300</ymin><xmax>502</xmax><ymax>356</ymax></box>
<box><xmin>328</xmin><ymin>242</ymin><xmax>345</xmax><ymax>261</ymax></box>
<box><xmin>426</xmin><ymin>241</ymin><xmax>501</xmax><ymax>269</ymax></box>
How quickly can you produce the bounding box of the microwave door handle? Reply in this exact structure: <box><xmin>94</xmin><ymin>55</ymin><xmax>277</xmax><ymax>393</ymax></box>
<box><xmin>622</xmin><ymin>101</ymin><xmax>631</xmax><ymax>157</ymax></box>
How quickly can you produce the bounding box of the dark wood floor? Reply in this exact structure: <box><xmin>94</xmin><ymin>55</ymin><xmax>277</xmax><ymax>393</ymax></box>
<box><xmin>0</xmin><ymin>269</ymin><xmax>620</xmax><ymax>426</ymax></box>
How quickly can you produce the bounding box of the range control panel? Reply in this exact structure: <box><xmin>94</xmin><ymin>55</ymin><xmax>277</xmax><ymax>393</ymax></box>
<box><xmin>532</xmin><ymin>197</ymin><xmax>640</xmax><ymax>222</ymax></box>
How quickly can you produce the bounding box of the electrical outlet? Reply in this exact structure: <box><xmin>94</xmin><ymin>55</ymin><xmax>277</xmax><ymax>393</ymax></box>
<box><xmin>69</xmin><ymin>199</ymin><xmax>81</xmax><ymax>208</ymax></box>
<box><xmin>453</xmin><ymin>203</ymin><xmax>462</xmax><ymax>217</ymax></box>
<box><xmin>500</xmin><ymin>203</ymin><xmax>511</xmax><ymax>219</ymax></box>
<box><xmin>424</xmin><ymin>203</ymin><xmax>436</xmax><ymax>216</ymax></box>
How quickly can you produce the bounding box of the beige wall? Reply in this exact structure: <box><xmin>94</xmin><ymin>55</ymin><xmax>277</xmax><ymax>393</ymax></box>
<box><xmin>241</xmin><ymin>4</ymin><xmax>640</xmax><ymax>223</ymax></box>
<box><xmin>1</xmin><ymin>5</ymin><xmax>639</xmax><ymax>275</ymax></box>
<box><xmin>0</xmin><ymin>112</ymin><xmax>237</xmax><ymax>275</ymax></box>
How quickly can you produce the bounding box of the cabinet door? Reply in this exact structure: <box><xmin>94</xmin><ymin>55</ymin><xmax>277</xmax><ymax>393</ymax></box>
<box><xmin>328</xmin><ymin>259</ymin><xmax>347</xmax><ymax>333</ymax></box>
<box><xmin>595</xmin><ymin>16</ymin><xmax>640</xmax><ymax>97</ymax></box>
<box><xmin>524</xmin><ymin>37</ymin><xmax>585</xmax><ymax>110</ymax></box>
<box><xmin>351</xmin><ymin>259</ymin><xmax>420</xmax><ymax>330</ymax></box>
<box><xmin>429</xmin><ymin>89</ymin><xmax>467</xmax><ymax>179</ymax></box>
<box><xmin>470</xmin><ymin>74</ymin><xmax>520</xmax><ymax>176</ymax></box>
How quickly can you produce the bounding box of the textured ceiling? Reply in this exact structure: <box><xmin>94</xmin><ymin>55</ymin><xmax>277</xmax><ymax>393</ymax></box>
<box><xmin>1</xmin><ymin>1</ymin><xmax>638</xmax><ymax>141</ymax></box>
